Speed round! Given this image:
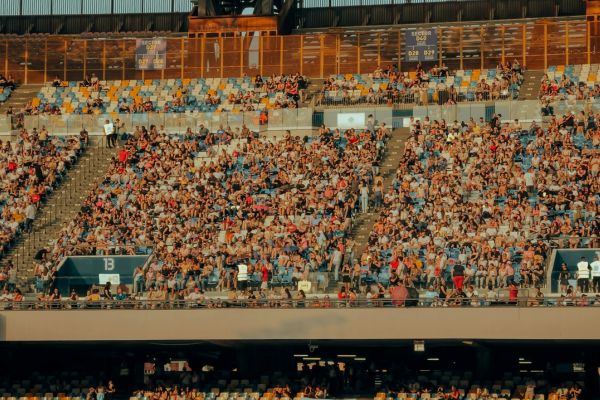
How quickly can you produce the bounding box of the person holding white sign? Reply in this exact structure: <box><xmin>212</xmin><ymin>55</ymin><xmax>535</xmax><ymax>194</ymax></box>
<box><xmin>104</xmin><ymin>119</ymin><xmax>115</xmax><ymax>148</ymax></box>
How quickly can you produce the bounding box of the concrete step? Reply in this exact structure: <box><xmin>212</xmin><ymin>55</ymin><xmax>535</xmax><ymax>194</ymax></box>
<box><xmin>1</xmin><ymin>144</ymin><xmax>119</xmax><ymax>292</ymax></box>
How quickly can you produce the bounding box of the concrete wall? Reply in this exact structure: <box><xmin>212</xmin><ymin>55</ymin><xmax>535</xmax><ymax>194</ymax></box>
<box><xmin>1</xmin><ymin>307</ymin><xmax>600</xmax><ymax>341</ymax></box>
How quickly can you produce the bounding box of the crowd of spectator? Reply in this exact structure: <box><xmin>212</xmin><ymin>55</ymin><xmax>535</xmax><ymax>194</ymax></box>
<box><xmin>319</xmin><ymin>61</ymin><xmax>522</xmax><ymax>106</ymax></box>
<box><xmin>0</xmin><ymin>128</ymin><xmax>84</xmax><ymax>259</ymax></box>
<box><xmin>36</xmin><ymin>122</ymin><xmax>387</xmax><ymax>296</ymax></box>
<box><xmin>357</xmin><ymin>111</ymin><xmax>598</xmax><ymax>300</ymax></box>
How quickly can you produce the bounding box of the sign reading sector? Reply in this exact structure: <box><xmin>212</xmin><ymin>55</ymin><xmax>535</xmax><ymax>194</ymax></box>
<box><xmin>136</xmin><ymin>38</ymin><xmax>167</xmax><ymax>70</ymax></box>
<box><xmin>404</xmin><ymin>29</ymin><xmax>437</xmax><ymax>62</ymax></box>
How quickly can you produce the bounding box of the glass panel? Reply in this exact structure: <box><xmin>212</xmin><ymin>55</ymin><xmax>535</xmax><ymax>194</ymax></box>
<box><xmin>261</xmin><ymin>35</ymin><xmax>281</xmax><ymax>77</ymax></box>
<box><xmin>7</xmin><ymin>38</ymin><xmax>26</xmax><ymax>83</ymax></box>
<box><xmin>301</xmin><ymin>35</ymin><xmax>321</xmax><ymax>78</ymax></box>
<box><xmin>547</xmin><ymin>21</ymin><xmax>567</xmax><ymax>67</ymax></box>
<box><xmin>339</xmin><ymin>33</ymin><xmax>358</xmax><ymax>75</ymax></box>
<box><xmin>86</xmin><ymin>40</ymin><xmax>105</xmax><ymax>82</ymax></box>
<box><xmin>281</xmin><ymin>36</ymin><xmax>302</xmax><ymax>75</ymax></box>
<box><xmin>65</xmin><ymin>40</ymin><xmax>85</xmax><ymax>81</ymax></box>
<box><xmin>27</xmin><ymin>39</ymin><xmax>46</xmax><ymax>84</ymax></box>
<box><xmin>525</xmin><ymin>23</ymin><xmax>545</xmax><ymax>70</ymax></box>
<box><xmin>567</xmin><ymin>22</ymin><xmax>588</xmax><ymax>65</ymax></box>
<box><xmin>222</xmin><ymin>37</ymin><xmax>242</xmax><ymax>78</ymax></box>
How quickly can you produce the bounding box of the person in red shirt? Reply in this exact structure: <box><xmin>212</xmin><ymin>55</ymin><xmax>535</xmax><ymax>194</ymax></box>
<box><xmin>508</xmin><ymin>282</ymin><xmax>519</xmax><ymax>304</ymax></box>
<box><xmin>260</xmin><ymin>262</ymin><xmax>270</xmax><ymax>290</ymax></box>
<box><xmin>118</xmin><ymin>148</ymin><xmax>128</xmax><ymax>164</ymax></box>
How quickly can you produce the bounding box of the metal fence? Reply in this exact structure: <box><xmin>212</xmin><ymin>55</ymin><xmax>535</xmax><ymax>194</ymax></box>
<box><xmin>0</xmin><ymin>18</ymin><xmax>596</xmax><ymax>83</ymax></box>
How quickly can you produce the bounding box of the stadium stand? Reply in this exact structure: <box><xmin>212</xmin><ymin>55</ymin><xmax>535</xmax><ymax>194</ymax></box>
<box><xmin>31</xmin><ymin>124</ymin><xmax>387</xmax><ymax>295</ymax></box>
<box><xmin>361</xmin><ymin>110</ymin><xmax>599</xmax><ymax>295</ymax></box>
<box><xmin>318</xmin><ymin>63</ymin><xmax>523</xmax><ymax>106</ymax></box>
<box><xmin>0</xmin><ymin>129</ymin><xmax>84</xmax><ymax>260</ymax></box>
<box><xmin>25</xmin><ymin>75</ymin><xmax>307</xmax><ymax>116</ymax></box>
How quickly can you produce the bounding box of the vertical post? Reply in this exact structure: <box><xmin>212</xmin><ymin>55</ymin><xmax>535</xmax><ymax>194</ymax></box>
<box><xmin>300</xmin><ymin>35</ymin><xmax>304</xmax><ymax>76</ymax></box>
<box><xmin>4</xmin><ymin>41</ymin><xmax>7</xmax><ymax>77</ymax></box>
<box><xmin>565</xmin><ymin>22</ymin><xmax>569</xmax><ymax>65</ymax></box>
<box><xmin>522</xmin><ymin>23</ymin><xmax>526</xmax><ymax>67</ymax></box>
<box><xmin>200</xmin><ymin>35</ymin><xmax>205</xmax><ymax>78</ymax></box>
<box><xmin>102</xmin><ymin>40</ymin><xmax>106</xmax><ymax>80</ymax></box>
<box><xmin>357</xmin><ymin>33</ymin><xmax>361</xmax><ymax>75</ymax></box>
<box><xmin>588</xmin><ymin>19</ymin><xmax>591</xmax><ymax>65</ymax></box>
<box><xmin>501</xmin><ymin>26</ymin><xmax>505</xmax><ymax>64</ymax></box>
<box><xmin>336</xmin><ymin>34</ymin><xmax>340</xmax><ymax>75</ymax></box>
<box><xmin>398</xmin><ymin>30</ymin><xmax>401</xmax><ymax>72</ymax></box>
<box><xmin>438</xmin><ymin>27</ymin><xmax>442</xmax><ymax>66</ymax></box>
<box><xmin>240</xmin><ymin>35</ymin><xmax>244</xmax><ymax>77</ymax></box>
<box><xmin>480</xmin><ymin>26</ymin><xmax>484</xmax><ymax>70</ymax></box>
<box><xmin>83</xmin><ymin>40</ymin><xmax>87</xmax><ymax>79</ymax></box>
<box><xmin>44</xmin><ymin>38</ymin><xmax>48</xmax><ymax>83</ymax></box>
<box><xmin>459</xmin><ymin>27</ymin><xmax>463</xmax><ymax>70</ymax></box>
<box><xmin>319</xmin><ymin>35</ymin><xmax>324</xmax><ymax>78</ymax></box>
<box><xmin>63</xmin><ymin>39</ymin><xmax>67</xmax><ymax>80</ymax></box>
<box><xmin>544</xmin><ymin>23</ymin><xmax>548</xmax><ymax>69</ymax></box>
<box><xmin>24</xmin><ymin>38</ymin><xmax>28</xmax><ymax>84</ymax></box>
<box><xmin>377</xmin><ymin>32</ymin><xmax>381</xmax><ymax>67</ymax></box>
<box><xmin>122</xmin><ymin>40</ymin><xmax>126</xmax><ymax>81</ymax></box>
<box><xmin>181</xmin><ymin>37</ymin><xmax>185</xmax><ymax>80</ymax></box>
<box><xmin>279</xmin><ymin>35</ymin><xmax>284</xmax><ymax>75</ymax></box>
<box><xmin>259</xmin><ymin>34</ymin><xmax>264</xmax><ymax>76</ymax></box>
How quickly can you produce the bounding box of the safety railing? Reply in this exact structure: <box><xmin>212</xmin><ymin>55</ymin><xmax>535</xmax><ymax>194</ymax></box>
<box><xmin>1</xmin><ymin>296</ymin><xmax>599</xmax><ymax>311</ymax></box>
<box><xmin>19</xmin><ymin>109</ymin><xmax>314</xmax><ymax>135</ymax></box>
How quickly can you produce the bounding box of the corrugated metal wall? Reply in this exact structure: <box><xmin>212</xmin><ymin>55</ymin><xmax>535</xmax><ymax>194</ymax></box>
<box><xmin>0</xmin><ymin>0</ymin><xmax>193</xmax><ymax>15</ymax></box>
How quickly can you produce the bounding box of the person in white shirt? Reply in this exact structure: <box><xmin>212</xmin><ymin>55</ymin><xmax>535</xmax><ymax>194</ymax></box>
<box><xmin>590</xmin><ymin>255</ymin><xmax>600</xmax><ymax>293</ymax></box>
<box><xmin>237</xmin><ymin>263</ymin><xmax>248</xmax><ymax>291</ymax></box>
<box><xmin>576</xmin><ymin>256</ymin><xmax>591</xmax><ymax>293</ymax></box>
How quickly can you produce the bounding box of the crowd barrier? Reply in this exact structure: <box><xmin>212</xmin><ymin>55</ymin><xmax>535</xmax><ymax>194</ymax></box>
<box><xmin>412</xmin><ymin>100</ymin><xmax>542</xmax><ymax>123</ymax></box>
<box><xmin>0</xmin><ymin>296</ymin><xmax>597</xmax><ymax>311</ymax></box>
<box><xmin>18</xmin><ymin>109</ymin><xmax>314</xmax><ymax>135</ymax></box>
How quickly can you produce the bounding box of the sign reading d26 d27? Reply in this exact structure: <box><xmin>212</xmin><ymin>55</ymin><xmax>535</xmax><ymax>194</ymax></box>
<box><xmin>405</xmin><ymin>29</ymin><xmax>438</xmax><ymax>62</ymax></box>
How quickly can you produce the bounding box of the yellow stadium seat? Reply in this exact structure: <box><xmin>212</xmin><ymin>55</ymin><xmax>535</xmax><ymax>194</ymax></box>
<box><xmin>121</xmin><ymin>80</ymin><xmax>129</xmax><ymax>87</ymax></box>
<box><xmin>472</xmin><ymin>69</ymin><xmax>480</xmax><ymax>80</ymax></box>
<box><xmin>182</xmin><ymin>78</ymin><xmax>191</xmax><ymax>85</ymax></box>
<box><xmin>144</xmin><ymin>79</ymin><xmax>152</xmax><ymax>85</ymax></box>
<box><xmin>408</xmin><ymin>71</ymin><xmax>417</xmax><ymax>79</ymax></box>
<box><xmin>461</xmin><ymin>80</ymin><xmax>469</xmax><ymax>87</ymax></box>
<box><xmin>556</xmin><ymin>65</ymin><xmax>564</xmax><ymax>72</ymax></box>
<box><xmin>588</xmin><ymin>73</ymin><xmax>596</xmax><ymax>82</ymax></box>
<box><xmin>345</xmin><ymin>73</ymin><xmax>352</xmax><ymax>80</ymax></box>
<box><xmin>32</xmin><ymin>97</ymin><xmax>40</xmax><ymax>107</ymax></box>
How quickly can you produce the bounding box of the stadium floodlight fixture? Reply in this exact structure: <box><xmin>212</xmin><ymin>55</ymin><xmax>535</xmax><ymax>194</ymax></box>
<box><xmin>354</xmin><ymin>357</ymin><xmax>366</xmax><ymax>361</ymax></box>
<box><xmin>337</xmin><ymin>354</ymin><xmax>357</xmax><ymax>358</ymax></box>
<box><xmin>303</xmin><ymin>357</ymin><xmax>321</xmax><ymax>361</ymax></box>
<box><xmin>427</xmin><ymin>358</ymin><xmax>439</xmax><ymax>361</ymax></box>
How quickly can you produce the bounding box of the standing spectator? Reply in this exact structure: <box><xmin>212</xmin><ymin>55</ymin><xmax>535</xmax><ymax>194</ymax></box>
<box><xmin>558</xmin><ymin>263</ymin><xmax>571</xmax><ymax>294</ymax></box>
<box><xmin>576</xmin><ymin>256</ymin><xmax>591</xmax><ymax>293</ymax></box>
<box><xmin>452</xmin><ymin>264</ymin><xmax>465</xmax><ymax>290</ymax></box>
<box><xmin>591</xmin><ymin>255</ymin><xmax>600</xmax><ymax>293</ymax></box>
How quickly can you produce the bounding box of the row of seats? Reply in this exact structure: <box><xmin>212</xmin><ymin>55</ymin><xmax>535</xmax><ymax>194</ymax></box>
<box><xmin>31</xmin><ymin>76</ymin><xmax>303</xmax><ymax>116</ymax></box>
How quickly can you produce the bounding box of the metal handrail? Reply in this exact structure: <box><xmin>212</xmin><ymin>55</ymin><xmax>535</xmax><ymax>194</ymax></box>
<box><xmin>1</xmin><ymin>296</ymin><xmax>598</xmax><ymax>311</ymax></box>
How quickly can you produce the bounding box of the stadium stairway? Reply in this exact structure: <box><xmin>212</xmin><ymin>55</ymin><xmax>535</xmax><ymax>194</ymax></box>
<box><xmin>2</xmin><ymin>141</ymin><xmax>118</xmax><ymax>291</ymax></box>
<box><xmin>326</xmin><ymin>127</ymin><xmax>411</xmax><ymax>291</ymax></box>
<box><xmin>518</xmin><ymin>69</ymin><xmax>545</xmax><ymax>100</ymax></box>
<box><xmin>0</xmin><ymin>84</ymin><xmax>43</xmax><ymax>115</ymax></box>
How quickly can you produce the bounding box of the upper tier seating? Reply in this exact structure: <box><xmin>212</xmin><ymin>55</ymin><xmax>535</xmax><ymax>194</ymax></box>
<box><xmin>320</xmin><ymin>64</ymin><xmax>522</xmax><ymax>106</ymax></box>
<box><xmin>26</xmin><ymin>75</ymin><xmax>307</xmax><ymax>116</ymax></box>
